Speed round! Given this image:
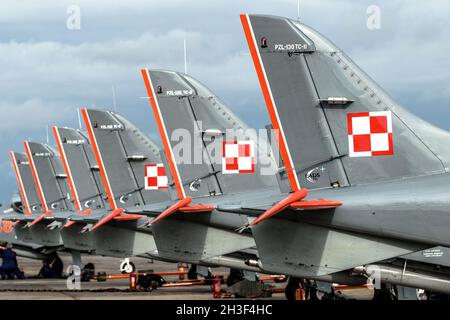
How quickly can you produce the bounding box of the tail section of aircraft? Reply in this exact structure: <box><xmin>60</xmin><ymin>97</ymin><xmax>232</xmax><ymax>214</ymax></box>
<box><xmin>241</xmin><ymin>14</ymin><xmax>450</xmax><ymax>190</ymax></box>
<box><xmin>141</xmin><ymin>69</ymin><xmax>279</xmax><ymax>199</ymax></box>
<box><xmin>9</xmin><ymin>152</ymin><xmax>42</xmax><ymax>215</ymax></box>
<box><xmin>81</xmin><ymin>108</ymin><xmax>172</xmax><ymax>210</ymax></box>
<box><xmin>140</xmin><ymin>69</ymin><xmax>261</xmax><ymax>261</ymax></box>
<box><xmin>53</xmin><ymin>126</ymin><xmax>107</xmax><ymax>212</ymax></box>
<box><xmin>23</xmin><ymin>141</ymin><xmax>72</xmax><ymax>213</ymax></box>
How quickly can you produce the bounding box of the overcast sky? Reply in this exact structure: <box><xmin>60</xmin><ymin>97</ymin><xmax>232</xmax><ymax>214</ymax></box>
<box><xmin>1</xmin><ymin>0</ymin><xmax>450</xmax><ymax>206</ymax></box>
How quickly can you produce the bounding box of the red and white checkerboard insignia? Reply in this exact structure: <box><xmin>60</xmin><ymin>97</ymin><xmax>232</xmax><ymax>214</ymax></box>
<box><xmin>222</xmin><ymin>140</ymin><xmax>255</xmax><ymax>174</ymax></box>
<box><xmin>347</xmin><ymin>111</ymin><xmax>394</xmax><ymax>157</ymax></box>
<box><xmin>144</xmin><ymin>163</ymin><xmax>168</xmax><ymax>190</ymax></box>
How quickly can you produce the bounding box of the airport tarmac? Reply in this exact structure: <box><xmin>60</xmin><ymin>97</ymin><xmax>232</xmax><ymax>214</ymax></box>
<box><xmin>0</xmin><ymin>253</ymin><xmax>288</xmax><ymax>300</ymax></box>
<box><xmin>0</xmin><ymin>253</ymin><xmax>374</xmax><ymax>300</ymax></box>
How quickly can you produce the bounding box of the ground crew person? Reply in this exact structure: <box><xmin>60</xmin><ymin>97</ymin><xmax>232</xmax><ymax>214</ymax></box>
<box><xmin>0</xmin><ymin>243</ymin><xmax>25</xmax><ymax>279</ymax></box>
<box><xmin>39</xmin><ymin>252</ymin><xmax>63</xmax><ymax>278</ymax></box>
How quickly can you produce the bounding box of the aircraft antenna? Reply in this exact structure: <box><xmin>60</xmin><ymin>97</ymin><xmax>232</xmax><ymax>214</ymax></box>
<box><xmin>77</xmin><ymin>108</ymin><xmax>83</xmax><ymax>130</ymax></box>
<box><xmin>183</xmin><ymin>38</ymin><xmax>187</xmax><ymax>74</ymax></box>
<box><xmin>112</xmin><ymin>85</ymin><xmax>117</xmax><ymax>112</ymax></box>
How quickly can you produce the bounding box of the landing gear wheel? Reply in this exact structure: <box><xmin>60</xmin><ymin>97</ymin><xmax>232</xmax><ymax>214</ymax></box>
<box><xmin>188</xmin><ymin>265</ymin><xmax>198</xmax><ymax>280</ymax></box>
<box><xmin>120</xmin><ymin>258</ymin><xmax>136</xmax><ymax>274</ymax></box>
<box><xmin>137</xmin><ymin>273</ymin><xmax>166</xmax><ymax>291</ymax></box>
<box><xmin>373</xmin><ymin>284</ymin><xmax>396</xmax><ymax>301</ymax></box>
<box><xmin>226</xmin><ymin>269</ymin><xmax>245</xmax><ymax>287</ymax></box>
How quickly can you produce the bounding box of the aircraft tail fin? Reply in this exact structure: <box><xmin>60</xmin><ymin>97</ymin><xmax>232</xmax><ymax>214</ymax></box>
<box><xmin>241</xmin><ymin>14</ymin><xmax>450</xmax><ymax>189</ymax></box>
<box><xmin>81</xmin><ymin>108</ymin><xmax>172</xmax><ymax>210</ymax></box>
<box><xmin>9</xmin><ymin>151</ymin><xmax>42</xmax><ymax>215</ymax></box>
<box><xmin>23</xmin><ymin>141</ymin><xmax>72</xmax><ymax>213</ymax></box>
<box><xmin>53</xmin><ymin>126</ymin><xmax>108</xmax><ymax>212</ymax></box>
<box><xmin>141</xmin><ymin>69</ymin><xmax>280</xmax><ymax>199</ymax></box>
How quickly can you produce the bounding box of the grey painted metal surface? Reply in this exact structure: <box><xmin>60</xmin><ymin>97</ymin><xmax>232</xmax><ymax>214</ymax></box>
<box><xmin>26</xmin><ymin>142</ymin><xmax>72</xmax><ymax>212</ymax></box>
<box><xmin>10</xmin><ymin>152</ymin><xmax>42</xmax><ymax>214</ymax></box>
<box><xmin>147</xmin><ymin>70</ymin><xmax>279</xmax><ymax>197</ymax></box>
<box><xmin>246</xmin><ymin>14</ymin><xmax>450</xmax><ymax>188</ymax></box>
<box><xmin>143</xmin><ymin>69</ymin><xmax>285</xmax><ymax>262</ymax></box>
<box><xmin>23</xmin><ymin>142</ymin><xmax>72</xmax><ymax>246</ymax></box>
<box><xmin>83</xmin><ymin>109</ymin><xmax>173</xmax><ymax>208</ymax></box>
<box><xmin>56</xmin><ymin>127</ymin><xmax>107</xmax><ymax>211</ymax></box>
<box><xmin>141</xmin><ymin>65</ymin><xmax>450</xmax><ymax>286</ymax></box>
<box><xmin>237</xmin><ymin>14</ymin><xmax>450</xmax><ymax>282</ymax></box>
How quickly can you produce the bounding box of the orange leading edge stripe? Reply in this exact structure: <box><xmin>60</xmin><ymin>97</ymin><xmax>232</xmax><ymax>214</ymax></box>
<box><xmin>141</xmin><ymin>68</ymin><xmax>186</xmax><ymax>200</ymax></box>
<box><xmin>53</xmin><ymin>126</ymin><xmax>82</xmax><ymax>211</ymax></box>
<box><xmin>240</xmin><ymin>14</ymin><xmax>301</xmax><ymax>192</ymax></box>
<box><xmin>9</xmin><ymin>151</ymin><xmax>32</xmax><ymax>216</ymax></box>
<box><xmin>81</xmin><ymin>108</ymin><xmax>118</xmax><ymax>211</ymax></box>
<box><xmin>24</xmin><ymin>141</ymin><xmax>50</xmax><ymax>213</ymax></box>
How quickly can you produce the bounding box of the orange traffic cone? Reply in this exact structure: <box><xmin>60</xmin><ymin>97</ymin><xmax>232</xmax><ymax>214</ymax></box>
<box><xmin>129</xmin><ymin>273</ymin><xmax>137</xmax><ymax>291</ymax></box>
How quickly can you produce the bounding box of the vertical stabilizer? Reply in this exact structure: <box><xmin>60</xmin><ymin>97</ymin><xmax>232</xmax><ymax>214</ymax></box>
<box><xmin>24</xmin><ymin>141</ymin><xmax>72</xmax><ymax>213</ymax></box>
<box><xmin>241</xmin><ymin>14</ymin><xmax>450</xmax><ymax>188</ymax></box>
<box><xmin>142</xmin><ymin>69</ymin><xmax>279</xmax><ymax>199</ymax></box>
<box><xmin>9</xmin><ymin>151</ymin><xmax>42</xmax><ymax>215</ymax></box>
<box><xmin>81</xmin><ymin>108</ymin><xmax>172</xmax><ymax>210</ymax></box>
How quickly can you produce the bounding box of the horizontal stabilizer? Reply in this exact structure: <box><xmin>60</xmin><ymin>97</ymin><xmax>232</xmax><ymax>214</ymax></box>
<box><xmin>64</xmin><ymin>221</ymin><xmax>76</xmax><ymax>228</ymax></box>
<box><xmin>251</xmin><ymin>189</ymin><xmax>308</xmax><ymax>225</ymax></box>
<box><xmin>151</xmin><ymin>197</ymin><xmax>192</xmax><ymax>224</ymax></box>
<box><xmin>63</xmin><ymin>209</ymin><xmax>92</xmax><ymax>228</ymax></box>
<box><xmin>150</xmin><ymin>198</ymin><xmax>216</xmax><ymax>224</ymax></box>
<box><xmin>29</xmin><ymin>213</ymin><xmax>52</xmax><ymax>227</ymax></box>
<box><xmin>216</xmin><ymin>192</ymin><xmax>342</xmax><ymax>226</ymax></box>
<box><xmin>113</xmin><ymin>214</ymin><xmax>145</xmax><ymax>221</ymax></box>
<box><xmin>91</xmin><ymin>208</ymin><xmax>124</xmax><ymax>231</ymax></box>
<box><xmin>178</xmin><ymin>204</ymin><xmax>216</xmax><ymax>213</ymax></box>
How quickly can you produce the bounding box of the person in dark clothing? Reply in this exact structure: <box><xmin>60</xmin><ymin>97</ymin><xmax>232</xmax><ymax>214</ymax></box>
<box><xmin>39</xmin><ymin>253</ymin><xmax>64</xmax><ymax>279</ymax></box>
<box><xmin>0</xmin><ymin>243</ymin><xmax>25</xmax><ymax>279</ymax></box>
